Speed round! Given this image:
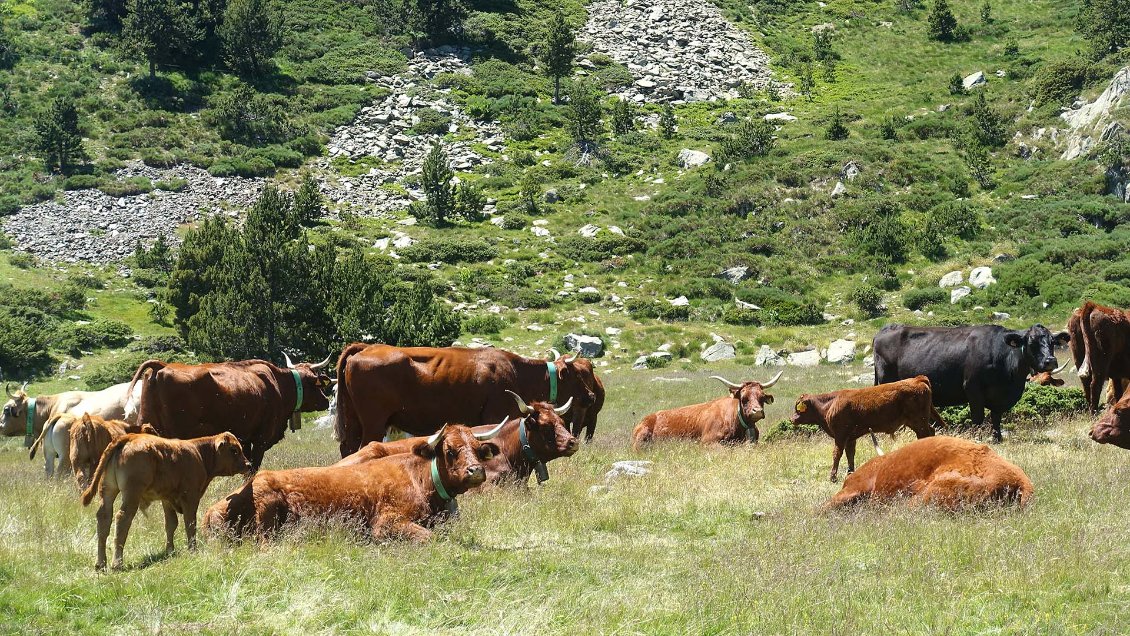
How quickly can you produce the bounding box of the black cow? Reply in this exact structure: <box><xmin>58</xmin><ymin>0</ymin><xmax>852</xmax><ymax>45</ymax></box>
<box><xmin>873</xmin><ymin>324</ymin><xmax>1070</xmax><ymax>443</ymax></box>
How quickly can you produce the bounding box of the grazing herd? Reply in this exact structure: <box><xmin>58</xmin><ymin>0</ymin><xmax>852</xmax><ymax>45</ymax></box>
<box><xmin>2</xmin><ymin>304</ymin><xmax>1129</xmax><ymax>570</ymax></box>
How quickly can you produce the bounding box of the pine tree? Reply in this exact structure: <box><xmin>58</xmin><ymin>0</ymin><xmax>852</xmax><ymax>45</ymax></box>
<box><xmin>219</xmin><ymin>0</ymin><xmax>285</xmax><ymax>77</ymax></box>
<box><xmin>980</xmin><ymin>1</ymin><xmax>992</xmax><ymax>24</ymax></box>
<box><xmin>611</xmin><ymin>99</ymin><xmax>635</xmax><ymax>136</ymax></box>
<box><xmin>403</xmin><ymin>0</ymin><xmax>466</xmax><ymax>47</ymax></box>
<box><xmin>659</xmin><ymin>103</ymin><xmax>677</xmax><ymax>139</ymax></box>
<box><xmin>1077</xmin><ymin>0</ymin><xmax>1130</xmax><ymax>58</ymax></box>
<box><xmin>798</xmin><ymin>63</ymin><xmax>816</xmax><ymax>101</ymax></box>
<box><xmin>242</xmin><ymin>185</ymin><xmax>302</xmax><ymax>360</ymax></box>
<box><xmin>34</xmin><ymin>97</ymin><xmax>88</xmax><ymax>174</ymax></box>
<box><xmin>968</xmin><ymin>91</ymin><xmax>1006</xmax><ymax>147</ymax></box>
<box><xmin>825</xmin><ymin>109</ymin><xmax>849</xmax><ymax>140</ymax></box>
<box><xmin>540</xmin><ymin>9</ymin><xmax>576</xmax><ymax>105</ymax></box>
<box><xmin>293</xmin><ymin>172</ymin><xmax>324</xmax><ymax>226</ymax></box>
<box><xmin>0</xmin><ymin>24</ymin><xmax>17</xmax><ymax>70</ymax></box>
<box><xmin>411</xmin><ymin>142</ymin><xmax>457</xmax><ymax>226</ymax></box>
<box><xmin>121</xmin><ymin>0</ymin><xmax>204</xmax><ymax>79</ymax></box>
<box><xmin>567</xmin><ymin>79</ymin><xmax>603</xmax><ymax>152</ymax></box>
<box><xmin>927</xmin><ymin>0</ymin><xmax>958</xmax><ymax>42</ymax></box>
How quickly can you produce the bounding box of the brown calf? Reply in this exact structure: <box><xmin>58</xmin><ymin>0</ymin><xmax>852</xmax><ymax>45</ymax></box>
<box><xmin>81</xmin><ymin>432</ymin><xmax>251</xmax><ymax>570</ymax></box>
<box><xmin>1027</xmin><ymin>360</ymin><xmax>1071</xmax><ymax>387</ymax></box>
<box><xmin>1091</xmin><ymin>391</ymin><xmax>1130</xmax><ymax>449</ymax></box>
<box><xmin>823</xmin><ymin>436</ymin><xmax>1033</xmax><ymax>510</ymax></box>
<box><xmin>632</xmin><ymin>371</ymin><xmax>782</xmax><ymax>450</ymax></box>
<box><xmin>792</xmin><ymin>375</ymin><xmax>944</xmax><ymax>482</ymax></box>
<box><xmin>69</xmin><ymin>413</ymin><xmax>156</xmax><ymax>491</ymax></box>
<box><xmin>203</xmin><ymin>423</ymin><xmax>503</xmax><ymax>542</ymax></box>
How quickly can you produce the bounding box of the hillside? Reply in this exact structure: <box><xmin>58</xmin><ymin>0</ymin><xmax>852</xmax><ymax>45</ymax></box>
<box><xmin>0</xmin><ymin>0</ymin><xmax>1128</xmax><ymax>384</ymax></box>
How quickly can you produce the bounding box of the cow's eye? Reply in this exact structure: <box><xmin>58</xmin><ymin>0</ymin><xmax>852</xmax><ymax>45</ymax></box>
<box><xmin>446</xmin><ymin>448</ymin><xmax>457</xmax><ymax>461</ymax></box>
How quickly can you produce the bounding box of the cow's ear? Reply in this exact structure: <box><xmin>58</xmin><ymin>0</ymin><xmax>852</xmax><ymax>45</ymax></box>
<box><xmin>1055</xmin><ymin>330</ymin><xmax>1071</xmax><ymax>345</ymax></box>
<box><xmin>1004</xmin><ymin>333</ymin><xmax>1025</xmax><ymax>348</ymax></box>
<box><xmin>413</xmin><ymin>441</ymin><xmax>436</xmax><ymax>460</ymax></box>
<box><xmin>763</xmin><ymin>394</ymin><xmax>774</xmax><ymax>404</ymax></box>
<box><xmin>478</xmin><ymin>442</ymin><xmax>500</xmax><ymax>460</ymax></box>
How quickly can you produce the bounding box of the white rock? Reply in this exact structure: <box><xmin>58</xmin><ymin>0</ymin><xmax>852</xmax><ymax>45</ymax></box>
<box><xmin>963</xmin><ymin>71</ymin><xmax>987</xmax><ymax>90</ymax></box>
<box><xmin>564</xmin><ymin>333</ymin><xmax>604</xmax><ymax>357</ymax></box>
<box><xmin>700</xmin><ymin>341</ymin><xmax>736</xmax><ymax>362</ymax></box>
<box><xmin>764</xmin><ymin>112</ymin><xmax>798</xmax><ymax>122</ymax></box>
<box><xmin>825</xmin><ymin>339</ymin><xmax>856</xmax><ymax>364</ymax></box>
<box><xmin>676</xmin><ymin>149</ymin><xmax>711</xmax><ymax>168</ymax></box>
<box><xmin>951</xmin><ymin>286</ymin><xmax>972</xmax><ymax>304</ymax></box>
<box><xmin>579</xmin><ymin>224</ymin><xmax>602</xmax><ymax>238</ymax></box>
<box><xmin>830</xmin><ymin>181</ymin><xmax>847</xmax><ymax>197</ymax></box>
<box><xmin>939</xmin><ymin>271</ymin><xmax>964</xmax><ymax>287</ymax></box>
<box><xmin>787</xmin><ymin>349</ymin><xmax>822</xmax><ymax>367</ymax></box>
<box><xmin>992</xmin><ymin>311</ymin><xmax>1011</xmax><ymax>321</ymax></box>
<box><xmin>755</xmin><ymin>345</ymin><xmax>785</xmax><ymax>366</ymax></box>
<box><xmin>969</xmin><ymin>266</ymin><xmax>996</xmax><ymax>289</ymax></box>
<box><xmin>605</xmin><ymin>327</ymin><xmax>622</xmax><ymax>335</ymax></box>
<box><xmin>668</xmin><ymin>296</ymin><xmax>690</xmax><ymax>306</ymax></box>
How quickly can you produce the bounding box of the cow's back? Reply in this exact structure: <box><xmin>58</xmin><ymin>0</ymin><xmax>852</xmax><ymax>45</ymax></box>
<box><xmin>873</xmin><ymin>325</ymin><xmax>1002</xmax><ymax>406</ymax></box>
<box><xmin>145</xmin><ymin>362</ymin><xmax>278</xmax><ymax>440</ymax></box>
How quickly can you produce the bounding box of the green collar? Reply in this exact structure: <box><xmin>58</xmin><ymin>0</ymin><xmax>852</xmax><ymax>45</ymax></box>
<box><xmin>290</xmin><ymin>369</ymin><xmax>303</xmax><ymax>412</ymax></box>
<box><xmin>735</xmin><ymin>399</ymin><xmax>752</xmax><ymax>432</ymax></box>
<box><xmin>25</xmin><ymin>397</ymin><xmax>36</xmax><ymax>447</ymax></box>
<box><xmin>431</xmin><ymin>457</ymin><xmax>453</xmax><ymax>501</ymax></box>
<box><xmin>546</xmin><ymin>361</ymin><xmax>558</xmax><ymax>404</ymax></box>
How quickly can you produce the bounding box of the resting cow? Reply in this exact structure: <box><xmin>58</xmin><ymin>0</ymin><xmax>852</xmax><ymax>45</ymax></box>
<box><xmin>203</xmin><ymin>423</ymin><xmax>503</xmax><ymax>542</ymax></box>
<box><xmin>335</xmin><ymin>345</ymin><xmax>604</xmax><ymax>458</ymax></box>
<box><xmin>791</xmin><ymin>376</ymin><xmax>943</xmax><ymax>482</ymax></box>
<box><xmin>69</xmin><ymin>413</ymin><xmax>156</xmax><ymax>490</ymax></box>
<box><xmin>873</xmin><ymin>323</ymin><xmax>1069</xmax><ymax>443</ymax></box>
<box><xmin>127</xmin><ymin>354</ymin><xmax>333</xmax><ymax>468</ymax></box>
<box><xmin>2</xmin><ymin>381</ymin><xmax>141</xmax><ymax>447</ymax></box>
<box><xmin>632</xmin><ymin>371</ymin><xmax>783</xmax><ymax>450</ymax></box>
<box><xmin>1028</xmin><ymin>360</ymin><xmax>1071</xmax><ymax>387</ymax></box>
<box><xmin>1073</xmin><ymin>302</ymin><xmax>1130</xmax><ymax>414</ymax></box>
<box><xmin>823</xmin><ymin>436</ymin><xmax>1033</xmax><ymax>511</ymax></box>
<box><xmin>1091</xmin><ymin>390</ymin><xmax>1130</xmax><ymax>449</ymax></box>
<box><xmin>335</xmin><ymin>392</ymin><xmax>578</xmax><ymax>487</ymax></box>
<box><xmin>81</xmin><ymin>431</ymin><xmax>251</xmax><ymax>570</ymax></box>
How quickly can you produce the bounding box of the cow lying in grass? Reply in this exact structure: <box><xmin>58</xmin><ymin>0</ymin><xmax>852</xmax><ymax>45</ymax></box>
<box><xmin>632</xmin><ymin>371</ymin><xmax>783</xmax><ymax>450</ymax></box>
<box><xmin>204</xmin><ymin>423</ymin><xmax>504</xmax><ymax>542</ymax></box>
<box><xmin>333</xmin><ymin>392</ymin><xmax>577</xmax><ymax>487</ymax></box>
<box><xmin>1091</xmin><ymin>390</ymin><xmax>1130</xmax><ymax>449</ymax></box>
<box><xmin>791</xmin><ymin>375</ymin><xmax>944</xmax><ymax>482</ymax></box>
<box><xmin>823</xmin><ymin>436</ymin><xmax>1033</xmax><ymax>510</ymax></box>
<box><xmin>69</xmin><ymin>413</ymin><xmax>156</xmax><ymax>491</ymax></box>
<box><xmin>82</xmin><ymin>432</ymin><xmax>251</xmax><ymax>570</ymax></box>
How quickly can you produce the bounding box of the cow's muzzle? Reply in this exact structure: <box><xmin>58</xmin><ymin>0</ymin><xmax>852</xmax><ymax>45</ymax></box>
<box><xmin>466</xmin><ymin>465</ymin><xmax>485</xmax><ymax>485</ymax></box>
<box><xmin>1039</xmin><ymin>357</ymin><xmax>1059</xmax><ymax>373</ymax></box>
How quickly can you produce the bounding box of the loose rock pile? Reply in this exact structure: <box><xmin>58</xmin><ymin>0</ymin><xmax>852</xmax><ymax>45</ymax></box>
<box><xmin>5</xmin><ymin>162</ymin><xmax>262</xmax><ymax>264</ymax></box>
<box><xmin>583</xmin><ymin>0</ymin><xmax>776</xmax><ymax>102</ymax></box>
<box><xmin>321</xmin><ymin>47</ymin><xmax>505</xmax><ymax>216</ymax></box>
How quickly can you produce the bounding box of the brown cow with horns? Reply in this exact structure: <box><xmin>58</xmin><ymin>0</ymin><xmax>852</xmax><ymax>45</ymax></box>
<box><xmin>632</xmin><ymin>371</ymin><xmax>783</xmax><ymax>450</ymax></box>
<box><xmin>127</xmin><ymin>353</ymin><xmax>333</xmax><ymax>468</ymax></box>
<box><xmin>334</xmin><ymin>345</ymin><xmax>603</xmax><ymax>458</ymax></box>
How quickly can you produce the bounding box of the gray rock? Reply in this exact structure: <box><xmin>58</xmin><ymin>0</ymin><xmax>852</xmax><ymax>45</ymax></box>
<box><xmin>677</xmin><ymin>149</ymin><xmax>711</xmax><ymax>168</ymax></box>
<box><xmin>825</xmin><ymin>339</ymin><xmax>856</xmax><ymax>364</ymax></box>
<box><xmin>963</xmin><ymin>71</ymin><xmax>987</xmax><ymax>90</ymax></box>
<box><xmin>830</xmin><ymin>181</ymin><xmax>847</xmax><ymax>197</ymax></box>
<box><xmin>992</xmin><ymin>311</ymin><xmax>1011</xmax><ymax>321</ymax></box>
<box><xmin>717</xmin><ymin>266</ymin><xmax>750</xmax><ymax>284</ymax></box>
<box><xmin>755</xmin><ymin>345</ymin><xmax>785</xmax><ymax>367</ymax></box>
<box><xmin>578</xmin><ymin>224</ymin><xmax>602</xmax><ymax>238</ymax></box>
<box><xmin>764</xmin><ymin>112</ymin><xmax>797</xmax><ymax>122</ymax></box>
<box><xmin>544</xmin><ymin>189</ymin><xmax>560</xmax><ymax>203</ymax></box>
<box><xmin>564</xmin><ymin>333</ymin><xmax>605</xmax><ymax>357</ymax></box>
<box><xmin>841</xmin><ymin>161</ymin><xmax>862</xmax><ymax>182</ymax></box>
<box><xmin>951</xmin><ymin>286</ymin><xmax>972</xmax><ymax>304</ymax></box>
<box><xmin>939</xmin><ymin>270</ymin><xmax>964</xmax><ymax>288</ymax></box>
<box><xmin>668</xmin><ymin>295</ymin><xmax>690</xmax><ymax>306</ymax></box>
<box><xmin>700</xmin><ymin>341</ymin><xmax>736</xmax><ymax>362</ymax></box>
<box><xmin>969</xmin><ymin>266</ymin><xmax>996</xmax><ymax>289</ymax></box>
<box><xmin>787</xmin><ymin>349</ymin><xmax>822</xmax><ymax>368</ymax></box>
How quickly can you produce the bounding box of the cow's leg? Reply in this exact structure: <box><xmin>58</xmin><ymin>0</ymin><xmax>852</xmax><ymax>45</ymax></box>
<box><xmin>112</xmin><ymin>492</ymin><xmax>142</xmax><ymax>570</ymax></box>
<box><xmin>372</xmin><ymin>514</ymin><xmax>431</xmax><ymax>543</ymax></box>
<box><xmin>989</xmin><ymin>409</ymin><xmax>1005</xmax><ymax>443</ymax></box>
<box><xmin>1110</xmin><ymin>378</ymin><xmax>1126</xmax><ymax>406</ymax></box>
<box><xmin>95</xmin><ymin>487</ymin><xmax>118</xmax><ymax>570</ymax></box>
<box><xmin>967</xmin><ymin>391</ymin><xmax>990</xmax><ymax>441</ymax></box>
<box><xmin>184</xmin><ymin>500</ymin><xmax>201</xmax><ymax>551</ymax></box>
<box><xmin>830</xmin><ymin>439</ymin><xmax>844</xmax><ymax>482</ymax></box>
<box><xmin>1090</xmin><ymin>367</ymin><xmax>1111</xmax><ymax>414</ymax></box>
<box><xmin>162</xmin><ymin>501</ymin><xmax>179</xmax><ymax>555</ymax></box>
<box><xmin>844</xmin><ymin>436</ymin><xmax>859</xmax><ymax>475</ymax></box>
<box><xmin>248</xmin><ymin>443</ymin><xmax>267</xmax><ymax>471</ymax></box>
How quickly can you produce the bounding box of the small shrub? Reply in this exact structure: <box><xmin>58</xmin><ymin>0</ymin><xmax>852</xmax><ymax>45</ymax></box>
<box><xmin>825</xmin><ymin>109</ymin><xmax>849</xmax><ymax>140</ymax></box>
<box><xmin>9</xmin><ymin>252</ymin><xmax>34</xmax><ymax>269</ymax></box>
<box><xmin>99</xmin><ymin>177</ymin><xmax>153</xmax><ymax>197</ymax></box>
<box><xmin>764</xmin><ymin>419</ymin><xmax>821</xmax><ymax>442</ymax></box>
<box><xmin>902</xmin><ymin>286</ymin><xmax>948</xmax><ymax>310</ymax></box>
<box><xmin>948</xmin><ymin>73</ymin><xmax>966</xmax><ymax>96</ymax></box>
<box><xmin>412</xmin><ymin>108</ymin><xmax>453</xmax><ymax>136</ymax></box>
<box><xmin>401</xmin><ymin>238</ymin><xmax>497</xmax><ymax>264</ymax></box>
<box><xmin>154</xmin><ymin>177</ymin><xmax>188</xmax><ymax>192</ymax></box>
<box><xmin>63</xmin><ymin>175</ymin><xmax>103</xmax><ymax>190</ymax></box>
<box><xmin>0</xmin><ymin>196</ymin><xmax>20</xmax><ymax>216</ymax></box>
<box><xmin>848</xmin><ymin>284</ymin><xmax>884</xmax><ymax>317</ymax></box>
<box><xmin>55</xmin><ymin>319</ymin><xmax>134</xmax><ymax>355</ymax></box>
<box><xmin>463</xmin><ymin>313</ymin><xmax>508</xmax><ymax>334</ymax></box>
<box><xmin>557</xmin><ymin>235</ymin><xmax>645</xmax><ymax>262</ymax></box>
<box><xmin>501</xmin><ymin>214</ymin><xmax>529</xmax><ymax>230</ymax></box>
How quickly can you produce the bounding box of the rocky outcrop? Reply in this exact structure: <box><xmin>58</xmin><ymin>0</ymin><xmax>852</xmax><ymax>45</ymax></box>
<box><xmin>583</xmin><ymin>0</ymin><xmax>776</xmax><ymax>103</ymax></box>
<box><xmin>1060</xmin><ymin>66</ymin><xmax>1129</xmax><ymax>160</ymax></box>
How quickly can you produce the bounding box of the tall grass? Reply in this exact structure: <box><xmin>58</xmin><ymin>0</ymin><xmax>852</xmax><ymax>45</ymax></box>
<box><xmin>0</xmin><ymin>364</ymin><xmax>1125</xmax><ymax>634</ymax></box>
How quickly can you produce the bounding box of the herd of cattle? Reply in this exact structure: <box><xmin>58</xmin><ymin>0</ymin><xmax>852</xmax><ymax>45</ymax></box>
<box><xmin>3</xmin><ymin>302</ymin><xmax>1130</xmax><ymax>570</ymax></box>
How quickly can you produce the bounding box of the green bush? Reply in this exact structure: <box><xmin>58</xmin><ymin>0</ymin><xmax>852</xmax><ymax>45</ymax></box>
<box><xmin>63</xmin><ymin>175</ymin><xmax>103</xmax><ymax>190</ymax></box>
<box><xmin>0</xmin><ymin>196</ymin><xmax>20</xmax><ymax>216</ymax></box>
<box><xmin>1029</xmin><ymin>58</ymin><xmax>1097</xmax><ymax>107</ymax></box>
<box><xmin>154</xmin><ymin>177</ymin><xmax>188</xmax><ymax>192</ymax></box>
<box><xmin>84</xmin><ymin>352</ymin><xmax>151</xmax><ymax>389</ymax></box>
<box><xmin>736</xmin><ymin>287</ymin><xmax>824</xmax><ymax>326</ymax></box>
<box><xmin>902</xmin><ymin>287</ymin><xmax>948</xmax><ymax>310</ymax></box>
<box><xmin>500</xmin><ymin>214</ymin><xmax>529</xmax><ymax>230</ymax></box>
<box><xmin>722</xmin><ymin>306</ymin><xmax>761</xmax><ymax>326</ymax></box>
<box><xmin>848</xmin><ymin>284</ymin><xmax>884</xmax><ymax>317</ymax></box>
<box><xmin>55</xmin><ymin>319</ymin><xmax>134</xmax><ymax>355</ymax></box>
<box><xmin>463</xmin><ymin>313</ymin><xmax>508</xmax><ymax>334</ymax></box>
<box><xmin>411</xmin><ymin>108</ymin><xmax>453</xmax><ymax>136</ymax></box>
<box><xmin>940</xmin><ymin>385</ymin><xmax>1086</xmax><ymax>430</ymax></box>
<box><xmin>401</xmin><ymin>238</ymin><xmax>497</xmax><ymax>264</ymax></box>
<box><xmin>557</xmin><ymin>235</ymin><xmax>645</xmax><ymax>262</ymax></box>
<box><xmin>9</xmin><ymin>252</ymin><xmax>34</xmax><ymax>269</ymax></box>
<box><xmin>764</xmin><ymin>419</ymin><xmax>822</xmax><ymax>442</ymax></box>
<box><xmin>303</xmin><ymin>42</ymin><xmax>406</xmax><ymax>85</ymax></box>
<box><xmin>99</xmin><ymin>177</ymin><xmax>153</xmax><ymax>197</ymax></box>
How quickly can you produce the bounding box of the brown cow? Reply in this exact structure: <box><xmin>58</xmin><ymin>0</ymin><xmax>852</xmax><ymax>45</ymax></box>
<box><xmin>1091</xmin><ymin>391</ymin><xmax>1130</xmax><ymax>449</ymax></box>
<box><xmin>334</xmin><ymin>345</ymin><xmax>603</xmax><ymax>457</ymax></box>
<box><xmin>632</xmin><ymin>371</ymin><xmax>783</xmax><ymax>450</ymax></box>
<box><xmin>1074</xmin><ymin>302</ymin><xmax>1130</xmax><ymax>414</ymax></box>
<box><xmin>823</xmin><ymin>436</ymin><xmax>1033</xmax><ymax>510</ymax></box>
<box><xmin>792</xmin><ymin>375</ymin><xmax>944</xmax><ymax>482</ymax></box>
<box><xmin>203</xmin><ymin>423</ymin><xmax>502</xmax><ymax>542</ymax></box>
<box><xmin>127</xmin><ymin>354</ymin><xmax>333</xmax><ymax>468</ymax></box>
<box><xmin>1028</xmin><ymin>360</ymin><xmax>1071</xmax><ymax>387</ymax></box>
<box><xmin>334</xmin><ymin>392</ymin><xmax>578</xmax><ymax>487</ymax></box>
<box><xmin>81</xmin><ymin>431</ymin><xmax>251</xmax><ymax>570</ymax></box>
<box><xmin>69</xmin><ymin>413</ymin><xmax>156</xmax><ymax>490</ymax></box>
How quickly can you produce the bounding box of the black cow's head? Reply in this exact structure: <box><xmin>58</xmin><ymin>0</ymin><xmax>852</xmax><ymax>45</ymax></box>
<box><xmin>1005</xmin><ymin>324</ymin><xmax>1070</xmax><ymax>373</ymax></box>
<box><xmin>283</xmin><ymin>353</ymin><xmax>334</xmax><ymax>411</ymax></box>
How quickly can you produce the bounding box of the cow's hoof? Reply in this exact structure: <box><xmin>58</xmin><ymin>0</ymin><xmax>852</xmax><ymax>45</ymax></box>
<box><xmin>95</xmin><ymin>563</ymin><xmax>106</xmax><ymax>572</ymax></box>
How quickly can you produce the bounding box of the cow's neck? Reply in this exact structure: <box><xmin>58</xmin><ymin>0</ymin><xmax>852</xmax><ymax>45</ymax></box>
<box><xmin>408</xmin><ymin>454</ymin><xmax>460</xmax><ymax>516</ymax></box>
<box><xmin>517</xmin><ymin>357</ymin><xmax>556</xmax><ymax>404</ymax></box>
<box><xmin>193</xmin><ymin>438</ymin><xmax>221</xmax><ymax>482</ymax></box>
<box><xmin>493</xmin><ymin>417</ymin><xmax>547</xmax><ymax>483</ymax></box>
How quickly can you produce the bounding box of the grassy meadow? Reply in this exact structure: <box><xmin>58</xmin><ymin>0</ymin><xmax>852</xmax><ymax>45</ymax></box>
<box><xmin>1</xmin><ymin>363</ymin><xmax>1127</xmax><ymax>634</ymax></box>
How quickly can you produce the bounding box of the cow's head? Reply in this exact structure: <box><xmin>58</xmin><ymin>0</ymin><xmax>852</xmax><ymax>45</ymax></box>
<box><xmin>1028</xmin><ymin>360</ymin><xmax>1071</xmax><ymax>387</ymax></box>
<box><xmin>415</xmin><ymin>423</ymin><xmax>503</xmax><ymax>495</ymax></box>
<box><xmin>791</xmin><ymin>394</ymin><xmax>825</xmax><ymax>426</ymax></box>
<box><xmin>505</xmin><ymin>390</ymin><xmax>579</xmax><ymax>459</ymax></box>
<box><xmin>213</xmin><ymin>432</ymin><xmax>254</xmax><ymax>476</ymax></box>
<box><xmin>70</xmin><ymin>413</ymin><xmax>99</xmax><ymax>489</ymax></box>
<box><xmin>1</xmin><ymin>382</ymin><xmax>30</xmax><ymax>436</ymax></box>
<box><xmin>283</xmin><ymin>353</ymin><xmax>334</xmax><ymax>411</ymax></box>
<box><xmin>1092</xmin><ymin>393</ymin><xmax>1130</xmax><ymax>449</ymax></box>
<box><xmin>1005</xmin><ymin>325</ymin><xmax>1070</xmax><ymax>374</ymax></box>
<box><xmin>711</xmin><ymin>370</ymin><xmax>783</xmax><ymax>441</ymax></box>
<box><xmin>549</xmin><ymin>349</ymin><xmax>603</xmax><ymax>436</ymax></box>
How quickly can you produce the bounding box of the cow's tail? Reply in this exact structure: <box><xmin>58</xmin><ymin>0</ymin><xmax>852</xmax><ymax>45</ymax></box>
<box><xmin>28</xmin><ymin>414</ymin><xmax>61</xmax><ymax>460</ymax></box>
<box><xmin>81</xmin><ymin>434</ymin><xmax>129</xmax><ymax>506</ymax></box>
<box><xmin>929</xmin><ymin>405</ymin><xmax>947</xmax><ymax>431</ymax></box>
<box><xmin>333</xmin><ymin>343</ymin><xmax>368</xmax><ymax>444</ymax></box>
<box><xmin>125</xmin><ymin>360</ymin><xmax>166</xmax><ymax>421</ymax></box>
<box><xmin>1078</xmin><ymin>301</ymin><xmax>1099</xmax><ymax>380</ymax></box>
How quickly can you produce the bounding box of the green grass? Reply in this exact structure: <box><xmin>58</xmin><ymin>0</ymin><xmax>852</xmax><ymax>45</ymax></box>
<box><xmin>1</xmin><ymin>364</ymin><xmax>1125</xmax><ymax>633</ymax></box>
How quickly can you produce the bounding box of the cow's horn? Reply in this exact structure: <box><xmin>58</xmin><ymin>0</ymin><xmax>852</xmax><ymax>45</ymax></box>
<box><xmin>505</xmin><ymin>390</ymin><xmax>533</xmax><ymax>415</ymax></box>
<box><xmin>761</xmin><ymin>370</ymin><xmax>785</xmax><ymax>388</ymax></box>
<box><xmin>563</xmin><ymin>352</ymin><xmax>579</xmax><ymax>363</ymax></box>
<box><xmin>553</xmin><ymin>397</ymin><xmax>574</xmax><ymax>416</ymax></box>
<box><xmin>310</xmin><ymin>354</ymin><xmax>333</xmax><ymax>371</ymax></box>
<box><xmin>426</xmin><ymin>424</ymin><xmax>448</xmax><ymax>449</ymax></box>
<box><xmin>1050</xmin><ymin>361</ymin><xmax>1071</xmax><ymax>376</ymax></box>
<box><xmin>549</xmin><ymin>348</ymin><xmax>561</xmax><ymax>362</ymax></box>
<box><xmin>474</xmin><ymin>416</ymin><xmax>507</xmax><ymax>441</ymax></box>
<box><xmin>283</xmin><ymin>353</ymin><xmax>295</xmax><ymax>369</ymax></box>
<box><xmin>711</xmin><ymin>375</ymin><xmax>742</xmax><ymax>389</ymax></box>
<box><xmin>5</xmin><ymin>383</ymin><xmax>14</xmax><ymax>398</ymax></box>
<box><xmin>19</xmin><ymin>381</ymin><xmax>27</xmax><ymax>393</ymax></box>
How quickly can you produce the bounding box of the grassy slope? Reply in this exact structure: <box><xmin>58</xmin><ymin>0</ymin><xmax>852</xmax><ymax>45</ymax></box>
<box><xmin>0</xmin><ymin>365</ymin><xmax>1125</xmax><ymax>634</ymax></box>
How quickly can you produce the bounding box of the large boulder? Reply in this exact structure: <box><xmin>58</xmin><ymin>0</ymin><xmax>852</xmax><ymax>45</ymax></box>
<box><xmin>564</xmin><ymin>333</ymin><xmax>604</xmax><ymax>358</ymax></box>
<box><xmin>677</xmin><ymin>149</ymin><xmax>711</xmax><ymax>168</ymax></box>
<box><xmin>951</xmin><ymin>286</ymin><xmax>972</xmax><ymax>304</ymax></box>
<box><xmin>969</xmin><ymin>266</ymin><xmax>996</xmax><ymax>289</ymax></box>
<box><xmin>939</xmin><ymin>270</ymin><xmax>964</xmax><ymax>288</ymax></box>
<box><xmin>700</xmin><ymin>341</ymin><xmax>736</xmax><ymax>362</ymax></box>
<box><xmin>717</xmin><ymin>266</ymin><xmax>750</xmax><ymax>284</ymax></box>
<box><xmin>963</xmin><ymin>71</ymin><xmax>987</xmax><ymax>90</ymax></box>
<box><xmin>755</xmin><ymin>345</ymin><xmax>785</xmax><ymax>367</ymax></box>
<box><xmin>787</xmin><ymin>349</ymin><xmax>821</xmax><ymax>368</ymax></box>
<box><xmin>825</xmin><ymin>339</ymin><xmax>856</xmax><ymax>364</ymax></box>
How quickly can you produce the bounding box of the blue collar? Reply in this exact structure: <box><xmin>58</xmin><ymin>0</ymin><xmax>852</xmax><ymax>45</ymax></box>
<box><xmin>290</xmin><ymin>369</ymin><xmax>303</xmax><ymax>412</ymax></box>
<box><xmin>430</xmin><ymin>457</ymin><xmax>453</xmax><ymax>501</ymax></box>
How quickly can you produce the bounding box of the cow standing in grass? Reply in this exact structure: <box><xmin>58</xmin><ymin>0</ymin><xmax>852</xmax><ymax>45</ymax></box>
<box><xmin>2</xmin><ymin>381</ymin><xmax>141</xmax><ymax>448</ymax></box>
<box><xmin>632</xmin><ymin>371</ymin><xmax>782</xmax><ymax>450</ymax></box>
<box><xmin>823</xmin><ymin>436</ymin><xmax>1033</xmax><ymax>511</ymax></box>
<box><xmin>1072</xmin><ymin>302</ymin><xmax>1130</xmax><ymax>414</ymax></box>
<box><xmin>791</xmin><ymin>376</ymin><xmax>943</xmax><ymax>482</ymax></box>
<box><xmin>69</xmin><ymin>413</ymin><xmax>157</xmax><ymax>490</ymax></box>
